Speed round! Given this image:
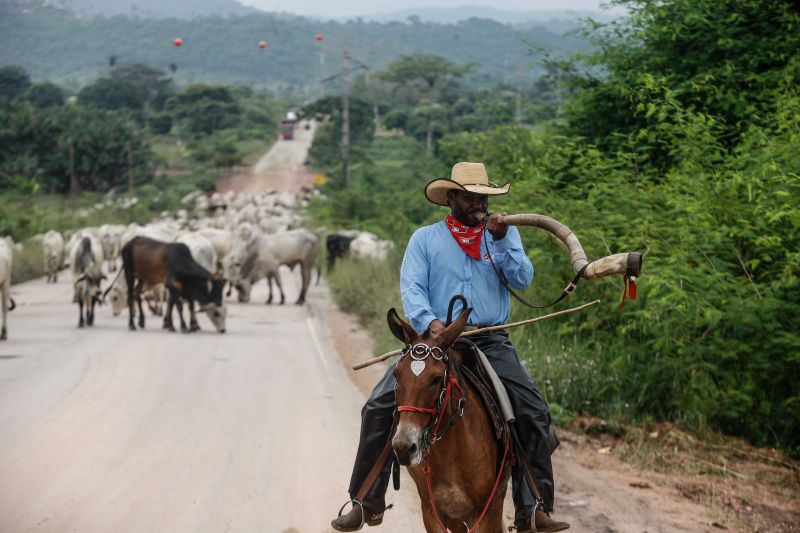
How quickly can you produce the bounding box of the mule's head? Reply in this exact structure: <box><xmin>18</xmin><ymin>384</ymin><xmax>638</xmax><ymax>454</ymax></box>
<box><xmin>388</xmin><ymin>307</ymin><xmax>471</xmax><ymax>467</ymax></box>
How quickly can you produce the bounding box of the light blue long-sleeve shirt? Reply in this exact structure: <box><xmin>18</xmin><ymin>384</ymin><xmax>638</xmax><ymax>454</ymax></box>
<box><xmin>400</xmin><ymin>220</ymin><xmax>534</xmax><ymax>334</ymax></box>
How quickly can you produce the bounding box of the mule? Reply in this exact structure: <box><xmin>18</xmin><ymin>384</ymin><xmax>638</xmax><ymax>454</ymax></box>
<box><xmin>388</xmin><ymin>307</ymin><xmax>511</xmax><ymax>533</ymax></box>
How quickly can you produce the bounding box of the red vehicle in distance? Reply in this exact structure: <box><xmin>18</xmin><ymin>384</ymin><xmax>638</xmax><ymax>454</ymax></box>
<box><xmin>280</xmin><ymin>120</ymin><xmax>294</xmax><ymax>140</ymax></box>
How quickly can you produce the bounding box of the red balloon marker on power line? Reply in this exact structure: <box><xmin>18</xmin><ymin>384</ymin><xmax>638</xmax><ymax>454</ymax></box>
<box><xmin>173</xmin><ymin>37</ymin><xmax>183</xmax><ymax>47</ymax></box>
<box><xmin>259</xmin><ymin>41</ymin><xmax>267</xmax><ymax>49</ymax></box>
<box><xmin>315</xmin><ymin>34</ymin><xmax>324</xmax><ymax>42</ymax></box>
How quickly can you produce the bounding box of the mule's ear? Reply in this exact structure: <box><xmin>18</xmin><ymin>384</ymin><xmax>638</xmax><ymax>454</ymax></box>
<box><xmin>436</xmin><ymin>307</ymin><xmax>472</xmax><ymax>348</ymax></box>
<box><xmin>387</xmin><ymin>308</ymin><xmax>415</xmax><ymax>343</ymax></box>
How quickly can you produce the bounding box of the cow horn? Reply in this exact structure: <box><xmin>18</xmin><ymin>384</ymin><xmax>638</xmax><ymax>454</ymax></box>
<box><xmin>500</xmin><ymin>214</ymin><xmax>642</xmax><ymax>280</ymax></box>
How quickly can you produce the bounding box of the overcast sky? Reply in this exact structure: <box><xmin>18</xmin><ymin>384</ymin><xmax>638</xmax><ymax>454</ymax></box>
<box><xmin>237</xmin><ymin>0</ymin><xmax>621</xmax><ymax>18</ymax></box>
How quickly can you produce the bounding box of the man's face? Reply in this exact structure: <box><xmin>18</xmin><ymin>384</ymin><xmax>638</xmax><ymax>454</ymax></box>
<box><xmin>448</xmin><ymin>190</ymin><xmax>489</xmax><ymax>226</ymax></box>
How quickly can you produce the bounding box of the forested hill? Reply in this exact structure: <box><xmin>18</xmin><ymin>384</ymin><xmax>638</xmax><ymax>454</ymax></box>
<box><xmin>58</xmin><ymin>0</ymin><xmax>259</xmax><ymax>19</ymax></box>
<box><xmin>0</xmin><ymin>0</ymin><xmax>589</xmax><ymax>90</ymax></box>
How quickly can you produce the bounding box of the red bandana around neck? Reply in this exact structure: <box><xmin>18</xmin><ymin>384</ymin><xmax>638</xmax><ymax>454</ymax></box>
<box><xmin>445</xmin><ymin>214</ymin><xmax>485</xmax><ymax>260</ymax></box>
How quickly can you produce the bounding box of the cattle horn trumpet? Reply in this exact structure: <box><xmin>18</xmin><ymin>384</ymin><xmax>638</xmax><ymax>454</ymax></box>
<box><xmin>500</xmin><ymin>214</ymin><xmax>642</xmax><ymax>279</ymax></box>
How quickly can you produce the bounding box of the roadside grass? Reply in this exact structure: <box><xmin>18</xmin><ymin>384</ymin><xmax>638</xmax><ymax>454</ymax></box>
<box><xmin>326</xmin><ymin>254</ymin><xmax>404</xmax><ymax>357</ymax></box>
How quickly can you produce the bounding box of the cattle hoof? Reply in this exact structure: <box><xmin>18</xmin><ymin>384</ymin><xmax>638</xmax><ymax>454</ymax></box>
<box><xmin>78</xmin><ymin>322</ymin><xmax>85</xmax><ymax>328</ymax></box>
<box><xmin>129</xmin><ymin>324</ymin><xmax>137</xmax><ymax>331</ymax></box>
<box><xmin>0</xmin><ymin>329</ymin><xmax>6</xmax><ymax>340</ymax></box>
<box><xmin>190</xmin><ymin>323</ymin><xmax>200</xmax><ymax>332</ymax></box>
<box><xmin>139</xmin><ymin>320</ymin><xmax>145</xmax><ymax>328</ymax></box>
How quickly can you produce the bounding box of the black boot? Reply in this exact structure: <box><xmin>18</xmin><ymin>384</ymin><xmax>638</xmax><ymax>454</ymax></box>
<box><xmin>515</xmin><ymin>507</ymin><xmax>570</xmax><ymax>532</ymax></box>
<box><xmin>331</xmin><ymin>504</ymin><xmax>384</xmax><ymax>532</ymax></box>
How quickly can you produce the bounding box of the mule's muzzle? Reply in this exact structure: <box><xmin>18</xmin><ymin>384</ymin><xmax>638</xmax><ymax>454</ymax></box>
<box><xmin>392</xmin><ymin>425</ymin><xmax>424</xmax><ymax>467</ymax></box>
<box><xmin>393</xmin><ymin>441</ymin><xmax>417</xmax><ymax>466</ymax></box>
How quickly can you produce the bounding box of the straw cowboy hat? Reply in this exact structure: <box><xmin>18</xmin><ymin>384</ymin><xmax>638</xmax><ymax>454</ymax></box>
<box><xmin>425</xmin><ymin>162</ymin><xmax>510</xmax><ymax>206</ymax></box>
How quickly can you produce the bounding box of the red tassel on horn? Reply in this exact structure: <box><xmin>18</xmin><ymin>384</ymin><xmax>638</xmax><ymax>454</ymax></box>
<box><xmin>620</xmin><ymin>276</ymin><xmax>637</xmax><ymax>308</ymax></box>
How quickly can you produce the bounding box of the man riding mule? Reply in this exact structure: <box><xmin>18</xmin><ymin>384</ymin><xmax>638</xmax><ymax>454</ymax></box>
<box><xmin>332</xmin><ymin>162</ymin><xmax>569</xmax><ymax>532</ymax></box>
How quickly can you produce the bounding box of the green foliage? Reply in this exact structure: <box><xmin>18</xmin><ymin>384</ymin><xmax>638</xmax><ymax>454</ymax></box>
<box><xmin>167</xmin><ymin>84</ymin><xmax>241</xmax><ymax>135</ymax></box>
<box><xmin>0</xmin><ymin>65</ymin><xmax>31</xmax><ymax>101</ymax></box>
<box><xmin>566</xmin><ymin>0</ymin><xmax>800</xmax><ymax>157</ymax></box>
<box><xmin>23</xmin><ymin>81</ymin><xmax>64</xmax><ymax>108</ymax></box>
<box><xmin>78</xmin><ymin>77</ymin><xmax>144</xmax><ymax>111</ymax></box>
<box><xmin>0</xmin><ymin>101</ymin><xmax>154</xmax><ymax>194</ymax></box>
<box><xmin>110</xmin><ymin>62</ymin><xmax>174</xmax><ymax>111</ymax></box>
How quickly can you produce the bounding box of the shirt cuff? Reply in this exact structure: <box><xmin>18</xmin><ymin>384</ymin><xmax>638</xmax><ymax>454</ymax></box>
<box><xmin>492</xmin><ymin>236</ymin><xmax>513</xmax><ymax>253</ymax></box>
<box><xmin>414</xmin><ymin>312</ymin><xmax>439</xmax><ymax>335</ymax></box>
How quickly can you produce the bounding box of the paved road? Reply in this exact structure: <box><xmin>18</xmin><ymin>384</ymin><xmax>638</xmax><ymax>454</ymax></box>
<box><xmin>0</xmin><ymin>271</ymin><xmax>424</xmax><ymax>532</ymax></box>
<box><xmin>216</xmin><ymin>120</ymin><xmax>317</xmax><ymax>195</ymax></box>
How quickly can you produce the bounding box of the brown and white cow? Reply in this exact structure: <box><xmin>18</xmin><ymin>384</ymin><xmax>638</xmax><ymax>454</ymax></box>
<box><xmin>121</xmin><ymin>236</ymin><xmax>227</xmax><ymax>333</ymax></box>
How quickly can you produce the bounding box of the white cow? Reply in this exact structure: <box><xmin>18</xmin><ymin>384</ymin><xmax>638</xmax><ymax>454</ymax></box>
<box><xmin>42</xmin><ymin>230</ymin><xmax>65</xmax><ymax>283</ymax></box>
<box><xmin>70</xmin><ymin>235</ymin><xmax>106</xmax><ymax>328</ymax></box>
<box><xmin>195</xmin><ymin>227</ymin><xmax>232</xmax><ymax>274</ymax></box>
<box><xmin>350</xmin><ymin>232</ymin><xmax>394</xmax><ymax>261</ymax></box>
<box><xmin>98</xmin><ymin>224</ymin><xmax>126</xmax><ymax>272</ymax></box>
<box><xmin>176</xmin><ymin>233</ymin><xmax>217</xmax><ymax>273</ymax></box>
<box><xmin>0</xmin><ymin>238</ymin><xmax>15</xmax><ymax>340</ymax></box>
<box><xmin>235</xmin><ymin>229</ymin><xmax>320</xmax><ymax>305</ymax></box>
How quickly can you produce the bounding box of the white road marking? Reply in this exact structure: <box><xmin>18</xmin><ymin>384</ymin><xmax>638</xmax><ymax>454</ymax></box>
<box><xmin>306</xmin><ymin>316</ymin><xmax>333</xmax><ymax>386</ymax></box>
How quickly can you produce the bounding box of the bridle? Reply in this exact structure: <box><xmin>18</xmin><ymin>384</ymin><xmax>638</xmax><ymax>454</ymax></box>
<box><xmin>394</xmin><ymin>341</ymin><xmax>510</xmax><ymax>533</ymax></box>
<box><xmin>395</xmin><ymin>343</ymin><xmax>465</xmax><ymax>454</ymax></box>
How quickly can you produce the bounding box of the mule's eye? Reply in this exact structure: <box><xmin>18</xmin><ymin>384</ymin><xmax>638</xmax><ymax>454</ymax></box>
<box><xmin>429</xmin><ymin>376</ymin><xmax>443</xmax><ymax>388</ymax></box>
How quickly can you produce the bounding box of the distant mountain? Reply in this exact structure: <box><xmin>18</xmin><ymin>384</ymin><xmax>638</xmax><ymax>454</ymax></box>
<box><xmin>58</xmin><ymin>0</ymin><xmax>260</xmax><ymax>18</ymax></box>
<box><xmin>0</xmin><ymin>0</ymin><xmax>592</xmax><ymax>91</ymax></box>
<box><xmin>351</xmin><ymin>5</ymin><xmax>620</xmax><ymax>32</ymax></box>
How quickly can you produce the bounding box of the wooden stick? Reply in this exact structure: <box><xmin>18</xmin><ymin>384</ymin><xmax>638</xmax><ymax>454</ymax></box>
<box><xmin>352</xmin><ymin>299</ymin><xmax>601</xmax><ymax>370</ymax></box>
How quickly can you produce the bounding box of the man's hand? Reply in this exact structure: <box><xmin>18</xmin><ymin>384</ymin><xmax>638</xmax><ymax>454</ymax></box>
<box><xmin>487</xmin><ymin>213</ymin><xmax>508</xmax><ymax>240</ymax></box>
<box><xmin>428</xmin><ymin>319</ymin><xmax>446</xmax><ymax>337</ymax></box>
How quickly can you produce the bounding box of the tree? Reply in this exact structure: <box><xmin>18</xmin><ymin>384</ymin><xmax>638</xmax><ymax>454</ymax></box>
<box><xmin>77</xmin><ymin>77</ymin><xmax>143</xmax><ymax>111</ymax></box>
<box><xmin>566</xmin><ymin>0</ymin><xmax>800</xmax><ymax>161</ymax></box>
<box><xmin>111</xmin><ymin>62</ymin><xmax>173</xmax><ymax>111</ymax></box>
<box><xmin>24</xmin><ymin>82</ymin><xmax>64</xmax><ymax>108</ymax></box>
<box><xmin>378</xmin><ymin>55</ymin><xmax>472</xmax><ymax>154</ymax></box>
<box><xmin>167</xmin><ymin>84</ymin><xmax>241</xmax><ymax>135</ymax></box>
<box><xmin>0</xmin><ymin>65</ymin><xmax>31</xmax><ymax>101</ymax></box>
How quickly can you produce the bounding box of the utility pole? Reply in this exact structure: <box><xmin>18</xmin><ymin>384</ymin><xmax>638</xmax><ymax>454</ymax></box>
<box><xmin>320</xmin><ymin>34</ymin><xmax>368</xmax><ymax>188</ymax></box>
<box><xmin>342</xmin><ymin>33</ymin><xmax>351</xmax><ymax>186</ymax></box>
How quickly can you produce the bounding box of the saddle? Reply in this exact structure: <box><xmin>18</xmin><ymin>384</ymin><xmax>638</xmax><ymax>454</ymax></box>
<box><xmin>453</xmin><ymin>338</ymin><xmax>514</xmax><ymax>444</ymax></box>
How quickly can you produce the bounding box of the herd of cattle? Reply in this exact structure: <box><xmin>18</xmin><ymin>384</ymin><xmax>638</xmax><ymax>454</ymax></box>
<box><xmin>0</xmin><ymin>189</ymin><xmax>394</xmax><ymax>341</ymax></box>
